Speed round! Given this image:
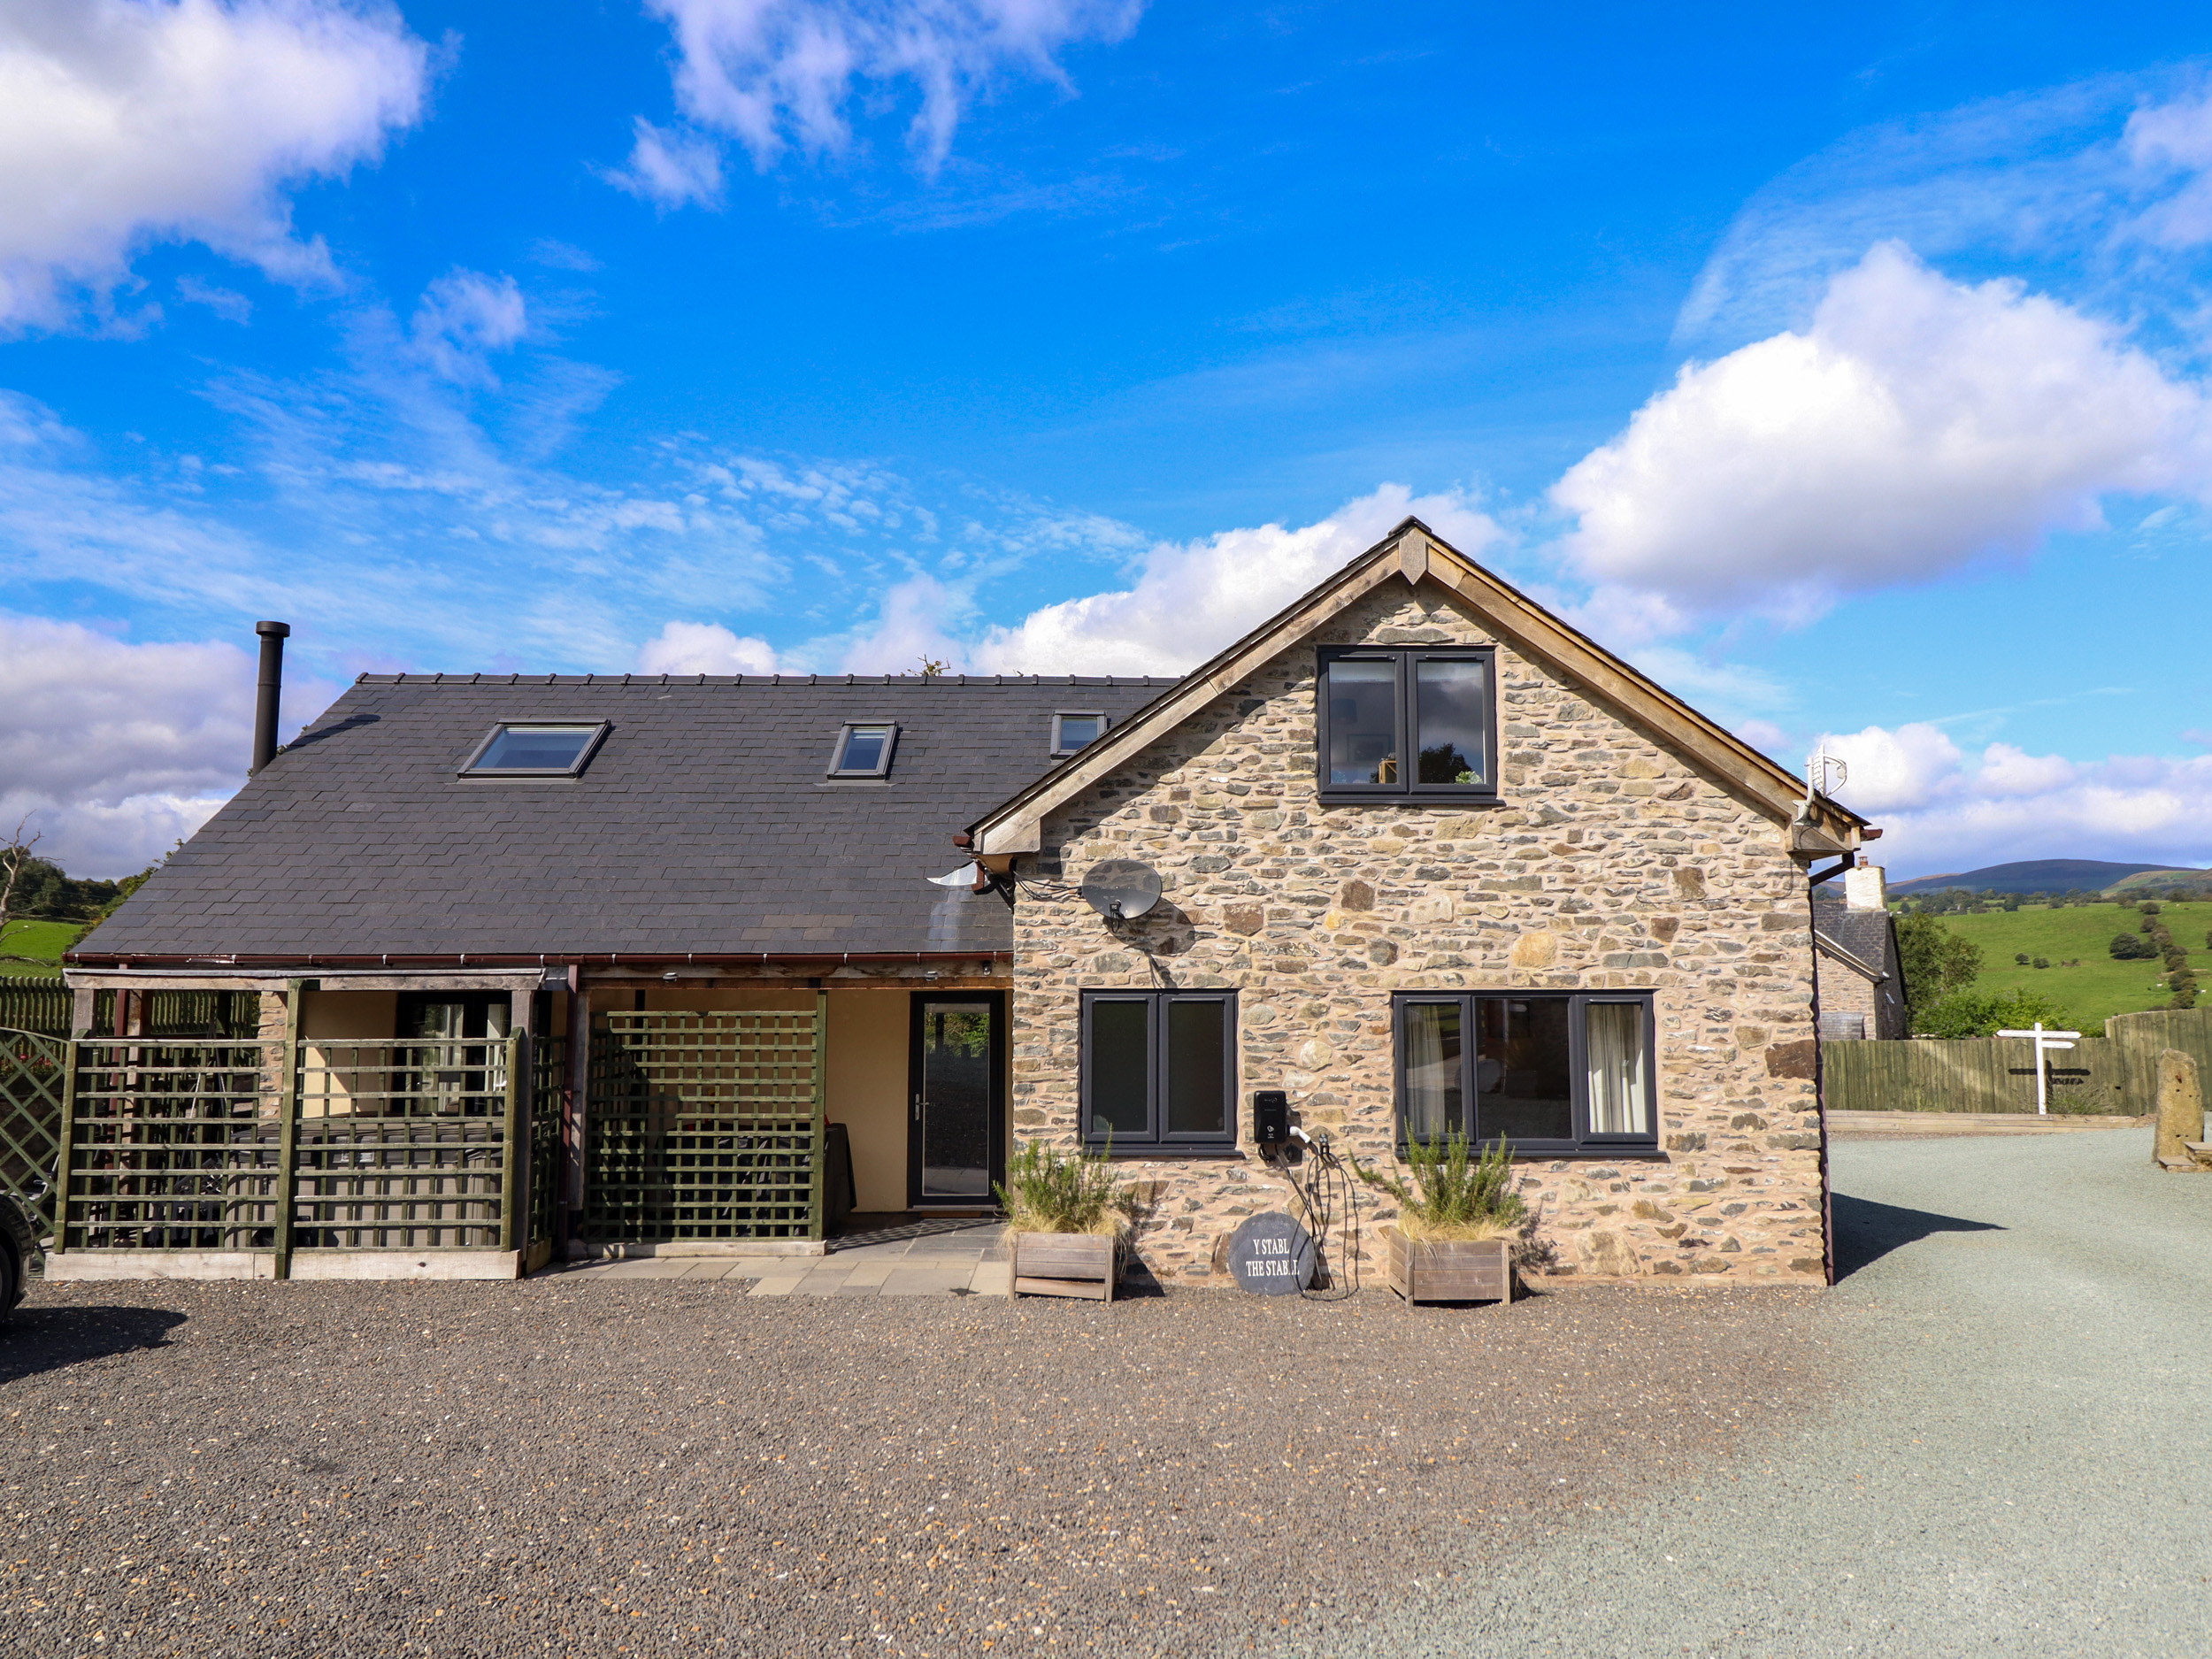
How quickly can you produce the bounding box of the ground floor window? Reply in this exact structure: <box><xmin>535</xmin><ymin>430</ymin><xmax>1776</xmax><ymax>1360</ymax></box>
<box><xmin>1394</xmin><ymin>991</ymin><xmax>1655</xmax><ymax>1155</ymax></box>
<box><xmin>1080</xmin><ymin>990</ymin><xmax>1238</xmax><ymax>1155</ymax></box>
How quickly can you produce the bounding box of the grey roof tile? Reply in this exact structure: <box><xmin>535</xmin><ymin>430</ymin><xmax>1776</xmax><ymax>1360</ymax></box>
<box><xmin>84</xmin><ymin>674</ymin><xmax>1171</xmax><ymax>961</ymax></box>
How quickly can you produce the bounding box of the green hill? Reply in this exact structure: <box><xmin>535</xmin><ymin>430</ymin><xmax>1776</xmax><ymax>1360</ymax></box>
<box><xmin>0</xmin><ymin>918</ymin><xmax>85</xmax><ymax>979</ymax></box>
<box><xmin>1915</xmin><ymin>901</ymin><xmax>2209</xmax><ymax>1028</ymax></box>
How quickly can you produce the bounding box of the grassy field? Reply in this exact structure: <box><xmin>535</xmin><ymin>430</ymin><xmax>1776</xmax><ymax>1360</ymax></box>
<box><xmin>1922</xmin><ymin>900</ymin><xmax>2212</xmax><ymax>1029</ymax></box>
<box><xmin>0</xmin><ymin>918</ymin><xmax>84</xmax><ymax>978</ymax></box>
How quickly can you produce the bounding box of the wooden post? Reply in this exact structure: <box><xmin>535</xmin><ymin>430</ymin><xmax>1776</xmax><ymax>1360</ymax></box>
<box><xmin>809</xmin><ymin>989</ymin><xmax>828</xmax><ymax>1241</ymax></box>
<box><xmin>50</xmin><ymin>1036</ymin><xmax>81</xmax><ymax>1255</ymax></box>
<box><xmin>565</xmin><ymin>982</ymin><xmax>590</xmax><ymax>1248</ymax></box>
<box><xmin>500</xmin><ymin>1030</ymin><xmax>524</xmax><ymax>1253</ymax></box>
<box><xmin>272</xmin><ymin>981</ymin><xmax>303</xmax><ymax>1279</ymax></box>
<box><xmin>69</xmin><ymin>988</ymin><xmax>94</xmax><ymax>1038</ymax></box>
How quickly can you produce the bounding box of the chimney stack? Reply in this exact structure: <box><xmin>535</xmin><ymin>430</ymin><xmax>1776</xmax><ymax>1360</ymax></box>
<box><xmin>251</xmin><ymin>620</ymin><xmax>290</xmax><ymax>775</ymax></box>
<box><xmin>1843</xmin><ymin>863</ymin><xmax>1887</xmax><ymax>912</ymax></box>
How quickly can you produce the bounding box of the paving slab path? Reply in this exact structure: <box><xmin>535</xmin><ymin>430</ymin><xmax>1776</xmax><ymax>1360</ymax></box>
<box><xmin>1369</xmin><ymin>1125</ymin><xmax>2212</xmax><ymax>1659</ymax></box>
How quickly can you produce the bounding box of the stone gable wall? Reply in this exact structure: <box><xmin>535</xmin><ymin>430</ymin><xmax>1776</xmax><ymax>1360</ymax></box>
<box><xmin>1010</xmin><ymin>577</ymin><xmax>1827</xmax><ymax>1286</ymax></box>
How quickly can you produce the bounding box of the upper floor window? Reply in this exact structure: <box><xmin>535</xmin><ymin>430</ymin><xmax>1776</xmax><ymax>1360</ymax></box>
<box><xmin>1394</xmin><ymin>991</ymin><xmax>1655</xmax><ymax>1156</ymax></box>
<box><xmin>1051</xmin><ymin>711</ymin><xmax>1107</xmax><ymax>757</ymax></box>
<box><xmin>459</xmin><ymin>722</ymin><xmax>609</xmax><ymax>778</ymax></box>
<box><xmin>828</xmin><ymin>722</ymin><xmax>898</xmax><ymax>778</ymax></box>
<box><xmin>1317</xmin><ymin>647</ymin><xmax>1494</xmax><ymax>802</ymax></box>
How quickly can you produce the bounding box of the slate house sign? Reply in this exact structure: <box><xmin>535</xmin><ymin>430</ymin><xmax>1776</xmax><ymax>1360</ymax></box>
<box><xmin>1226</xmin><ymin>1211</ymin><xmax>1316</xmax><ymax>1295</ymax></box>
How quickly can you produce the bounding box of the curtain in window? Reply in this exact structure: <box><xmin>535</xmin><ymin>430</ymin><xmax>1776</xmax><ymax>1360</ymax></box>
<box><xmin>1585</xmin><ymin>1002</ymin><xmax>1647</xmax><ymax>1134</ymax></box>
<box><xmin>1403</xmin><ymin>1003</ymin><xmax>1461</xmax><ymax>1141</ymax></box>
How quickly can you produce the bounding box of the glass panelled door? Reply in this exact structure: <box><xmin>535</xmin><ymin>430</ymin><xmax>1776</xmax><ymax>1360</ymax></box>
<box><xmin>909</xmin><ymin>995</ymin><xmax>1004</xmax><ymax>1208</ymax></box>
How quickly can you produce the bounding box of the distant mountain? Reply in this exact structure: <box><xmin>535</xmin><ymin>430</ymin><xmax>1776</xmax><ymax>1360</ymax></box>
<box><xmin>1890</xmin><ymin>858</ymin><xmax>2200</xmax><ymax>896</ymax></box>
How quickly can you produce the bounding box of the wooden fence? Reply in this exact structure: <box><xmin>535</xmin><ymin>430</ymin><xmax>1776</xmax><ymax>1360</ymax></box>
<box><xmin>1823</xmin><ymin>1007</ymin><xmax>2212</xmax><ymax>1115</ymax></box>
<box><xmin>580</xmin><ymin>1003</ymin><xmax>827</xmax><ymax>1245</ymax></box>
<box><xmin>0</xmin><ymin>1026</ymin><xmax>558</xmax><ymax>1276</ymax></box>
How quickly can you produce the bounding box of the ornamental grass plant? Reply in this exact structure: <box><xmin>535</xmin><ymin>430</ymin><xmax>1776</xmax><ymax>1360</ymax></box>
<box><xmin>1354</xmin><ymin>1127</ymin><xmax>1526</xmax><ymax>1242</ymax></box>
<box><xmin>995</xmin><ymin>1137</ymin><xmax>1129</xmax><ymax>1236</ymax></box>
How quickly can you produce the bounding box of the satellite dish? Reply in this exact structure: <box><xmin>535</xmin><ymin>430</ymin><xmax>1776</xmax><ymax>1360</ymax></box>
<box><xmin>1080</xmin><ymin>858</ymin><xmax>1162</xmax><ymax>920</ymax></box>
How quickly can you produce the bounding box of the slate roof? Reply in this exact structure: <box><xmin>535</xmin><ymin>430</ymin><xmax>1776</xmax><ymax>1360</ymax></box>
<box><xmin>78</xmin><ymin>674</ymin><xmax>1172</xmax><ymax>964</ymax></box>
<box><xmin>1813</xmin><ymin>902</ymin><xmax>1896</xmax><ymax>980</ymax></box>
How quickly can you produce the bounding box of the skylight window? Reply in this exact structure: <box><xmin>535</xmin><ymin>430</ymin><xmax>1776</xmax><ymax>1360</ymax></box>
<box><xmin>459</xmin><ymin>722</ymin><xmax>609</xmax><ymax>778</ymax></box>
<box><xmin>1051</xmin><ymin>711</ymin><xmax>1107</xmax><ymax>757</ymax></box>
<box><xmin>829</xmin><ymin>722</ymin><xmax>898</xmax><ymax>778</ymax></box>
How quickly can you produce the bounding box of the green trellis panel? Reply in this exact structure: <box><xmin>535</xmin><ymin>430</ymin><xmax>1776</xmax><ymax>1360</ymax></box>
<box><xmin>581</xmin><ymin>1005</ymin><xmax>826</xmax><ymax>1244</ymax></box>
<box><xmin>62</xmin><ymin>1038</ymin><xmax>287</xmax><ymax>1251</ymax></box>
<box><xmin>0</xmin><ymin>1027</ymin><xmax>68</xmax><ymax>1238</ymax></box>
<box><xmin>288</xmin><ymin>1035</ymin><xmax>526</xmax><ymax>1253</ymax></box>
<box><xmin>55</xmin><ymin>1031</ymin><xmax>543</xmax><ymax>1264</ymax></box>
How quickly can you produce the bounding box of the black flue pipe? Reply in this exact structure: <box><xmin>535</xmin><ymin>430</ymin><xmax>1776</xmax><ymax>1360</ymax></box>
<box><xmin>250</xmin><ymin>620</ymin><xmax>290</xmax><ymax>774</ymax></box>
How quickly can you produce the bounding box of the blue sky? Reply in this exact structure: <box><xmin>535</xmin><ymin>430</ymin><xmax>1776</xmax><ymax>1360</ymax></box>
<box><xmin>4</xmin><ymin>1</ymin><xmax>2212</xmax><ymax>879</ymax></box>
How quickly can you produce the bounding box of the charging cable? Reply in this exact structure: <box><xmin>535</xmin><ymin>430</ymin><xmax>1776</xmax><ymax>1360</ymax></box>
<box><xmin>1283</xmin><ymin>1125</ymin><xmax>1361</xmax><ymax>1302</ymax></box>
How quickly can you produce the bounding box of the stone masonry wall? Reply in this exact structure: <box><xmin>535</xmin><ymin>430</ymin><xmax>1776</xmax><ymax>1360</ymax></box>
<box><xmin>1010</xmin><ymin>576</ymin><xmax>1827</xmax><ymax>1286</ymax></box>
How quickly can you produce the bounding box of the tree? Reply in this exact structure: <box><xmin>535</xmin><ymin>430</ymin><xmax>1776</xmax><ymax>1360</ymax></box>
<box><xmin>0</xmin><ymin>816</ymin><xmax>41</xmax><ymax>957</ymax></box>
<box><xmin>1895</xmin><ymin>911</ymin><xmax>1981</xmax><ymax>1027</ymax></box>
<box><xmin>2014</xmin><ymin>952</ymin><xmax>2031</xmax><ymax>965</ymax></box>
<box><xmin>1916</xmin><ymin>987</ymin><xmax>2075</xmax><ymax>1040</ymax></box>
<box><xmin>2110</xmin><ymin>933</ymin><xmax>2156</xmax><ymax>960</ymax></box>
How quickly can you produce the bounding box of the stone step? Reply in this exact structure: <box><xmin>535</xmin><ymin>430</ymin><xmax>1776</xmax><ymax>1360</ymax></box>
<box><xmin>2157</xmin><ymin>1156</ymin><xmax>2206</xmax><ymax>1172</ymax></box>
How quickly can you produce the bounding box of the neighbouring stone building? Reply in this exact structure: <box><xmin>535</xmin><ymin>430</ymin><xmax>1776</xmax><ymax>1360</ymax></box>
<box><xmin>969</xmin><ymin>518</ymin><xmax>1870</xmax><ymax>1286</ymax></box>
<box><xmin>1814</xmin><ymin>864</ymin><xmax>1908</xmax><ymax>1041</ymax></box>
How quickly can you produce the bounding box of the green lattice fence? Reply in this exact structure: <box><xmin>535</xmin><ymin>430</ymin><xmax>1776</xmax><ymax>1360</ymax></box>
<box><xmin>0</xmin><ymin>1027</ymin><xmax>67</xmax><ymax>1238</ymax></box>
<box><xmin>289</xmin><ymin>1036</ymin><xmax>525</xmax><ymax>1252</ymax></box>
<box><xmin>63</xmin><ymin>1038</ymin><xmax>286</xmax><ymax>1251</ymax></box>
<box><xmin>582</xmin><ymin>1005</ymin><xmax>826</xmax><ymax>1243</ymax></box>
<box><xmin>530</xmin><ymin>1031</ymin><xmax>565</xmax><ymax>1248</ymax></box>
<box><xmin>54</xmin><ymin>1031</ymin><xmax>549</xmax><ymax>1268</ymax></box>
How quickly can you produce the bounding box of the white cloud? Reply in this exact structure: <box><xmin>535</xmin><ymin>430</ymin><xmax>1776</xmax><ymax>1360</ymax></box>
<box><xmin>966</xmin><ymin>485</ymin><xmax>1502</xmax><ymax>676</ymax></box>
<box><xmin>0</xmin><ymin>615</ymin><xmax>335</xmax><ymax>876</ymax></box>
<box><xmin>408</xmin><ymin>268</ymin><xmax>528</xmax><ymax>384</ymax></box>
<box><xmin>1818</xmin><ymin>722</ymin><xmax>1964</xmax><ymax>813</ymax></box>
<box><xmin>0</xmin><ymin>0</ymin><xmax>428</xmax><ymax>330</ymax></box>
<box><xmin>1815</xmin><ymin>722</ymin><xmax>2212</xmax><ymax>877</ymax></box>
<box><xmin>1553</xmin><ymin>244</ymin><xmax>2212</xmax><ymax>628</ymax></box>
<box><xmin>2122</xmin><ymin>86</ymin><xmax>2212</xmax><ymax>248</ymax></box>
<box><xmin>636</xmin><ymin>619</ymin><xmax>782</xmax><ymax>674</ymax></box>
<box><xmin>1974</xmin><ymin>741</ymin><xmax>2079</xmax><ymax>797</ymax></box>
<box><xmin>603</xmin><ymin>117</ymin><xmax>726</xmax><ymax>208</ymax></box>
<box><xmin>639</xmin><ymin>0</ymin><xmax>1142</xmax><ymax>176</ymax></box>
<box><xmin>838</xmin><ymin>573</ymin><xmax>972</xmax><ymax>673</ymax></box>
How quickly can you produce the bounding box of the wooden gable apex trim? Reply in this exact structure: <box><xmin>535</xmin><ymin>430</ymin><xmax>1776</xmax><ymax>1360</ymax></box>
<box><xmin>968</xmin><ymin>518</ymin><xmax>1863</xmax><ymax>857</ymax></box>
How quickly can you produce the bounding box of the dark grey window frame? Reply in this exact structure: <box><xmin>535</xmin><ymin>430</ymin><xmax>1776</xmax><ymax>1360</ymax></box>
<box><xmin>1050</xmin><ymin>710</ymin><xmax>1109</xmax><ymax>758</ymax></box>
<box><xmin>1079</xmin><ymin>989</ymin><xmax>1240</xmax><ymax>1157</ymax></box>
<box><xmin>457</xmin><ymin>720</ymin><xmax>611</xmax><ymax>780</ymax></box>
<box><xmin>827</xmin><ymin>721</ymin><xmax>900</xmax><ymax>779</ymax></box>
<box><xmin>1391</xmin><ymin>990</ymin><xmax>1661</xmax><ymax>1158</ymax></box>
<box><xmin>1316</xmin><ymin>645</ymin><xmax>1499</xmax><ymax>805</ymax></box>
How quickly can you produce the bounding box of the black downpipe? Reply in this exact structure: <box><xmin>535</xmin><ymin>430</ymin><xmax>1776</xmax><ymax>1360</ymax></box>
<box><xmin>251</xmin><ymin>620</ymin><xmax>290</xmax><ymax>774</ymax></box>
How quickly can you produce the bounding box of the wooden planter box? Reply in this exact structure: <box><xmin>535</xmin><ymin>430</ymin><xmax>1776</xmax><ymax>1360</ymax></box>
<box><xmin>1010</xmin><ymin>1231</ymin><xmax>1119</xmax><ymax>1302</ymax></box>
<box><xmin>1384</xmin><ymin>1227</ymin><xmax>1513</xmax><ymax>1306</ymax></box>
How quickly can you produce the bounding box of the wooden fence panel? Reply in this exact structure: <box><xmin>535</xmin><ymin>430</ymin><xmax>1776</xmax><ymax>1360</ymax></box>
<box><xmin>1825</xmin><ymin>1007</ymin><xmax>2212</xmax><ymax>1114</ymax></box>
<box><xmin>581</xmin><ymin>1003</ymin><xmax>826</xmax><ymax>1244</ymax></box>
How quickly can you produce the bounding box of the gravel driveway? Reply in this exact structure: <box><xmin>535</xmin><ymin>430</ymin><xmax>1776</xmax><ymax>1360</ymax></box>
<box><xmin>1380</xmin><ymin>1125</ymin><xmax>2212</xmax><ymax>1659</ymax></box>
<box><xmin>4</xmin><ymin>1128</ymin><xmax>2204</xmax><ymax>1658</ymax></box>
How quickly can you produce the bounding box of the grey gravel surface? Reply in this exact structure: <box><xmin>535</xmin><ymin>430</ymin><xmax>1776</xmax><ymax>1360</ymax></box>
<box><xmin>0</xmin><ymin>1274</ymin><xmax>1821</xmax><ymax>1657</ymax></box>
<box><xmin>1379</xmin><ymin>1126</ymin><xmax>2212</xmax><ymax>1659</ymax></box>
<box><xmin>9</xmin><ymin>1130</ymin><xmax>2197</xmax><ymax>1659</ymax></box>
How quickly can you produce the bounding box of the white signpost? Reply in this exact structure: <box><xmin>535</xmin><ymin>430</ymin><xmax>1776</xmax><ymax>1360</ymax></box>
<box><xmin>1996</xmin><ymin>1022</ymin><xmax>2082</xmax><ymax>1116</ymax></box>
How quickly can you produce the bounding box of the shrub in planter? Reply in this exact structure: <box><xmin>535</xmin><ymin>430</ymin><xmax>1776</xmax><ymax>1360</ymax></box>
<box><xmin>1354</xmin><ymin>1130</ymin><xmax>1527</xmax><ymax>1304</ymax></box>
<box><xmin>995</xmin><ymin>1139</ymin><xmax>1130</xmax><ymax>1302</ymax></box>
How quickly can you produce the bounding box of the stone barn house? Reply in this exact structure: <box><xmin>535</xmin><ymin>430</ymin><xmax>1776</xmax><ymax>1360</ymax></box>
<box><xmin>60</xmin><ymin>518</ymin><xmax>1871</xmax><ymax>1286</ymax></box>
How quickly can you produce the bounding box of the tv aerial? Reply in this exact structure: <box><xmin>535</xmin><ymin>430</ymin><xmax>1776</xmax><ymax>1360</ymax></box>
<box><xmin>1079</xmin><ymin>858</ymin><xmax>1162</xmax><ymax>921</ymax></box>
